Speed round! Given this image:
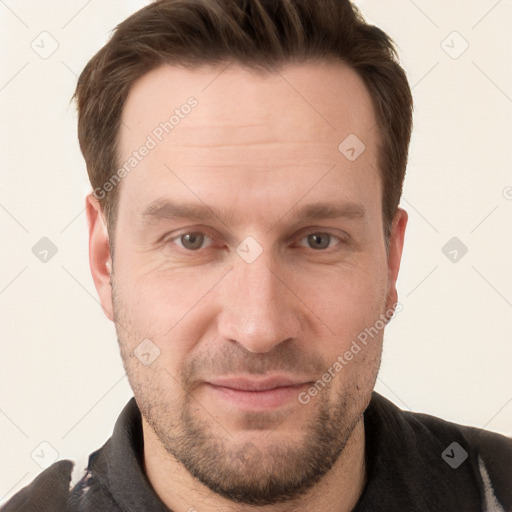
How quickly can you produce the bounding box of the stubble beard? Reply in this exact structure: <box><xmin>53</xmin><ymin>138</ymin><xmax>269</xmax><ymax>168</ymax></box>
<box><xmin>131</xmin><ymin>363</ymin><xmax>376</xmax><ymax>506</ymax></box>
<box><xmin>111</xmin><ymin>277</ymin><xmax>381</xmax><ymax>506</ymax></box>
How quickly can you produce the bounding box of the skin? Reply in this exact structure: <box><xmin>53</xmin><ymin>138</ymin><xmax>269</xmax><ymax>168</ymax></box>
<box><xmin>87</xmin><ymin>60</ymin><xmax>407</xmax><ymax>512</ymax></box>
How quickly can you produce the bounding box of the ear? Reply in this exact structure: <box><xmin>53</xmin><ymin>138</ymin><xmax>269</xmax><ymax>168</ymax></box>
<box><xmin>385</xmin><ymin>207</ymin><xmax>408</xmax><ymax>312</ymax></box>
<box><xmin>86</xmin><ymin>193</ymin><xmax>114</xmax><ymax>322</ymax></box>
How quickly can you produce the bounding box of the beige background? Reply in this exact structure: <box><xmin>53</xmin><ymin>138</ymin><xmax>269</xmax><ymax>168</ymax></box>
<box><xmin>1</xmin><ymin>0</ymin><xmax>511</xmax><ymax>504</ymax></box>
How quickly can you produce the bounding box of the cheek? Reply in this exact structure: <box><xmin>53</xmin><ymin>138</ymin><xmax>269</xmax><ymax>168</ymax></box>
<box><xmin>112</xmin><ymin>271</ymin><xmax>196</xmax><ymax>394</ymax></box>
<box><xmin>114</xmin><ymin>240</ymin><xmax>388</xmax><ymax>358</ymax></box>
<box><xmin>113</xmin><ymin>262</ymin><xmax>224</xmax><ymax>352</ymax></box>
<box><xmin>295</xmin><ymin>260</ymin><xmax>388</xmax><ymax>341</ymax></box>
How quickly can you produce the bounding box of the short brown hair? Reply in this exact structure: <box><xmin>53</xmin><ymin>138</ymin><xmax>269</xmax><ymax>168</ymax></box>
<box><xmin>74</xmin><ymin>0</ymin><xmax>413</xmax><ymax>256</ymax></box>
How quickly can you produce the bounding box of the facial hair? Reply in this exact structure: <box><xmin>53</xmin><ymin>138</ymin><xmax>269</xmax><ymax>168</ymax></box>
<box><xmin>111</xmin><ymin>275</ymin><xmax>381</xmax><ymax>506</ymax></box>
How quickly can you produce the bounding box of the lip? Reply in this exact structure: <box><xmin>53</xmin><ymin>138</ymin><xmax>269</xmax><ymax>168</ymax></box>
<box><xmin>207</xmin><ymin>375</ymin><xmax>310</xmax><ymax>391</ymax></box>
<box><xmin>204</xmin><ymin>375</ymin><xmax>312</xmax><ymax>409</ymax></box>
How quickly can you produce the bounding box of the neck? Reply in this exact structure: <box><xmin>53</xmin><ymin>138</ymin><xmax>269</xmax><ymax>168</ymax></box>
<box><xmin>143</xmin><ymin>417</ymin><xmax>366</xmax><ymax>512</ymax></box>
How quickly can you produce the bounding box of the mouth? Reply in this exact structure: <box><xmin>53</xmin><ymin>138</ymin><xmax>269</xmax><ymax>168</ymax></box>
<box><xmin>203</xmin><ymin>375</ymin><xmax>313</xmax><ymax>409</ymax></box>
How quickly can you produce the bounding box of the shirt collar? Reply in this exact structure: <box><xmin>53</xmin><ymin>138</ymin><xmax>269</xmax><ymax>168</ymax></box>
<box><xmin>87</xmin><ymin>392</ymin><xmax>483</xmax><ymax>511</ymax></box>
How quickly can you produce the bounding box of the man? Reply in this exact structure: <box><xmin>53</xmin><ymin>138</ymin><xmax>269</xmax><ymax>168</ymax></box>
<box><xmin>2</xmin><ymin>0</ymin><xmax>511</xmax><ymax>511</ymax></box>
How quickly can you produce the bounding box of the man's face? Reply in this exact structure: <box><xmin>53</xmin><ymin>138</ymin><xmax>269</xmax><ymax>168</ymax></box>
<box><xmin>88</xmin><ymin>61</ymin><xmax>406</xmax><ymax>505</ymax></box>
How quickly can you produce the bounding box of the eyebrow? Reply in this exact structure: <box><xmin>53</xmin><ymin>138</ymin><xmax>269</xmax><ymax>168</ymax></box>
<box><xmin>140</xmin><ymin>198</ymin><xmax>366</xmax><ymax>227</ymax></box>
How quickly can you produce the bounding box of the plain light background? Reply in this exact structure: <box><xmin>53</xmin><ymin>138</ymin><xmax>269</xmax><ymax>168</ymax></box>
<box><xmin>1</xmin><ymin>0</ymin><xmax>511</xmax><ymax>505</ymax></box>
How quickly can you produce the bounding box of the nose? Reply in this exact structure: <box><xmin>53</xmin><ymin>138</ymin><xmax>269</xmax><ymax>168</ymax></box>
<box><xmin>217</xmin><ymin>250</ymin><xmax>302</xmax><ymax>354</ymax></box>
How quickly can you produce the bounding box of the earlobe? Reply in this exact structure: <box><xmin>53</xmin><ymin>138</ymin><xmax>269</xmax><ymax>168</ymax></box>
<box><xmin>85</xmin><ymin>193</ymin><xmax>114</xmax><ymax>322</ymax></box>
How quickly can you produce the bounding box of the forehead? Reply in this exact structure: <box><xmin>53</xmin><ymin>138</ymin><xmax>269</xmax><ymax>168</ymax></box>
<box><xmin>116</xmin><ymin>60</ymin><xmax>381</xmax><ymax>222</ymax></box>
<box><xmin>120</xmin><ymin>59</ymin><xmax>377</xmax><ymax>145</ymax></box>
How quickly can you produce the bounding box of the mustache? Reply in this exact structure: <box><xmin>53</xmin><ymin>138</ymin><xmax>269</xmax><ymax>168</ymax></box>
<box><xmin>182</xmin><ymin>342</ymin><xmax>327</xmax><ymax>386</ymax></box>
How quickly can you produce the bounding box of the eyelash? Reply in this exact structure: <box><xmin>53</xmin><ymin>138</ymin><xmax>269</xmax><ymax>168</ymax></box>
<box><xmin>165</xmin><ymin>230</ymin><xmax>346</xmax><ymax>253</ymax></box>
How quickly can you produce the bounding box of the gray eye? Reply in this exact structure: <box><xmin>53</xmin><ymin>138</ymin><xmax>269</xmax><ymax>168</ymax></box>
<box><xmin>180</xmin><ymin>232</ymin><xmax>206</xmax><ymax>250</ymax></box>
<box><xmin>307</xmin><ymin>233</ymin><xmax>332</xmax><ymax>250</ymax></box>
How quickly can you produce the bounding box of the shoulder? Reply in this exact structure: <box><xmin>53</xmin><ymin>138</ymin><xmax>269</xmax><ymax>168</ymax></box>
<box><xmin>0</xmin><ymin>460</ymin><xmax>74</xmax><ymax>512</ymax></box>
<box><xmin>369</xmin><ymin>391</ymin><xmax>512</xmax><ymax>460</ymax></box>
<box><xmin>369</xmin><ymin>392</ymin><xmax>512</xmax><ymax>510</ymax></box>
<box><xmin>0</xmin><ymin>458</ymin><xmax>119</xmax><ymax>512</ymax></box>
<box><xmin>415</xmin><ymin>410</ymin><xmax>512</xmax><ymax>510</ymax></box>
<box><xmin>409</xmin><ymin>407</ymin><xmax>512</xmax><ymax>473</ymax></box>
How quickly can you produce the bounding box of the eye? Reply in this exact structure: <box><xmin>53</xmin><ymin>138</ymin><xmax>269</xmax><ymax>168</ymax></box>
<box><xmin>166</xmin><ymin>230</ymin><xmax>345</xmax><ymax>253</ymax></box>
<box><xmin>299</xmin><ymin>232</ymin><xmax>342</xmax><ymax>251</ymax></box>
<box><xmin>172</xmin><ymin>232</ymin><xmax>213</xmax><ymax>251</ymax></box>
